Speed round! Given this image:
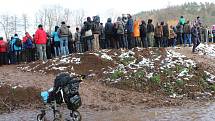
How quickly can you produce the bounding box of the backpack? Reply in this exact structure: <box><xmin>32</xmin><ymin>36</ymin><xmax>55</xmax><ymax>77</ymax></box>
<box><xmin>116</xmin><ymin>22</ymin><xmax>124</xmax><ymax>34</ymax></box>
<box><xmin>25</xmin><ymin>38</ymin><xmax>33</xmax><ymax>48</ymax></box>
<box><xmin>15</xmin><ymin>38</ymin><xmax>22</xmax><ymax>47</ymax></box>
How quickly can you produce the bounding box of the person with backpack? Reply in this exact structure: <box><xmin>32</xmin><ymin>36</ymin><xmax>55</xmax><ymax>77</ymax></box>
<box><xmin>161</xmin><ymin>22</ymin><xmax>169</xmax><ymax>47</ymax></box>
<box><xmin>52</xmin><ymin>26</ymin><xmax>61</xmax><ymax>57</ymax></box>
<box><xmin>0</xmin><ymin>37</ymin><xmax>8</xmax><ymax>66</ymax></box>
<box><xmin>104</xmin><ymin>18</ymin><xmax>113</xmax><ymax>49</ymax></box>
<box><xmin>147</xmin><ymin>19</ymin><xmax>155</xmax><ymax>47</ymax></box>
<box><xmin>183</xmin><ymin>21</ymin><xmax>192</xmax><ymax>47</ymax></box>
<box><xmin>140</xmin><ymin>20</ymin><xmax>147</xmax><ymax>48</ymax></box>
<box><xmin>92</xmin><ymin>16</ymin><xmax>100</xmax><ymax>50</ymax></box>
<box><xmin>154</xmin><ymin>23</ymin><xmax>163</xmax><ymax>48</ymax></box>
<box><xmin>58</xmin><ymin>21</ymin><xmax>71</xmax><ymax>56</ymax></box>
<box><xmin>115</xmin><ymin>17</ymin><xmax>125</xmax><ymax>49</ymax></box>
<box><xmin>34</xmin><ymin>24</ymin><xmax>47</xmax><ymax>61</ymax></box>
<box><xmin>169</xmin><ymin>25</ymin><xmax>177</xmax><ymax>47</ymax></box>
<box><xmin>22</xmin><ymin>32</ymin><xmax>33</xmax><ymax>62</ymax></box>
<box><xmin>11</xmin><ymin>34</ymin><xmax>22</xmax><ymax>64</ymax></box>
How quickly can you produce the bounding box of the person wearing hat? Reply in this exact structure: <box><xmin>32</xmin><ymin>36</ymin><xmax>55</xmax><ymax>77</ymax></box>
<box><xmin>34</xmin><ymin>24</ymin><xmax>47</xmax><ymax>61</ymax></box>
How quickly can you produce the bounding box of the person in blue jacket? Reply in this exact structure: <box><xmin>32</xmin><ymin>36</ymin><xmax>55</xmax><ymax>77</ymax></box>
<box><xmin>11</xmin><ymin>34</ymin><xmax>22</xmax><ymax>64</ymax></box>
<box><xmin>52</xmin><ymin>26</ymin><xmax>61</xmax><ymax>57</ymax></box>
<box><xmin>126</xmin><ymin>14</ymin><xmax>134</xmax><ymax>49</ymax></box>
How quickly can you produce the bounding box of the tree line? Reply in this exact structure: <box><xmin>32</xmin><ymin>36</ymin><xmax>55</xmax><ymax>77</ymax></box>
<box><xmin>135</xmin><ymin>2</ymin><xmax>215</xmax><ymax>27</ymax></box>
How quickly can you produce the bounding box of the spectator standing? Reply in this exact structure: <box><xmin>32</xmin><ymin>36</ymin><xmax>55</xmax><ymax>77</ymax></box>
<box><xmin>0</xmin><ymin>37</ymin><xmax>8</xmax><ymax>66</ymax></box>
<box><xmin>11</xmin><ymin>34</ymin><xmax>22</xmax><ymax>64</ymax></box>
<box><xmin>104</xmin><ymin>18</ymin><xmax>113</xmax><ymax>49</ymax></box>
<box><xmin>183</xmin><ymin>21</ymin><xmax>192</xmax><ymax>47</ymax></box>
<box><xmin>126</xmin><ymin>14</ymin><xmax>134</xmax><ymax>49</ymax></box>
<box><xmin>22</xmin><ymin>32</ymin><xmax>33</xmax><ymax>62</ymax></box>
<box><xmin>139</xmin><ymin>20</ymin><xmax>148</xmax><ymax>48</ymax></box>
<box><xmin>147</xmin><ymin>19</ymin><xmax>155</xmax><ymax>47</ymax></box>
<box><xmin>34</xmin><ymin>24</ymin><xmax>47</xmax><ymax>61</ymax></box>
<box><xmin>58</xmin><ymin>21</ymin><xmax>71</xmax><ymax>55</ymax></box>
<box><xmin>51</xmin><ymin>26</ymin><xmax>61</xmax><ymax>57</ymax></box>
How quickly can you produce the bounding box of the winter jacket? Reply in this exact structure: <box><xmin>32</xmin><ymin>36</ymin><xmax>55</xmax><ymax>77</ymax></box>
<box><xmin>176</xmin><ymin>25</ymin><xmax>183</xmax><ymax>34</ymax></box>
<box><xmin>105</xmin><ymin>18</ymin><xmax>113</xmax><ymax>35</ymax></box>
<box><xmin>133</xmin><ymin>20</ymin><xmax>140</xmax><ymax>37</ymax></box>
<box><xmin>169</xmin><ymin>28</ymin><xmax>176</xmax><ymax>39</ymax></box>
<box><xmin>58</xmin><ymin>24</ymin><xmax>70</xmax><ymax>37</ymax></box>
<box><xmin>92</xmin><ymin>22</ymin><xmax>100</xmax><ymax>34</ymax></box>
<box><xmin>139</xmin><ymin>24</ymin><xmax>147</xmax><ymax>37</ymax></box>
<box><xmin>154</xmin><ymin>25</ymin><xmax>163</xmax><ymax>38</ymax></box>
<box><xmin>147</xmin><ymin>23</ymin><xmax>154</xmax><ymax>33</ymax></box>
<box><xmin>163</xmin><ymin>25</ymin><xmax>169</xmax><ymax>37</ymax></box>
<box><xmin>115</xmin><ymin>20</ymin><xmax>124</xmax><ymax>35</ymax></box>
<box><xmin>126</xmin><ymin>18</ymin><xmax>134</xmax><ymax>33</ymax></box>
<box><xmin>0</xmin><ymin>40</ymin><xmax>7</xmax><ymax>52</ymax></box>
<box><xmin>12</xmin><ymin>36</ymin><xmax>22</xmax><ymax>51</ymax></box>
<box><xmin>84</xmin><ymin>21</ymin><xmax>92</xmax><ymax>32</ymax></box>
<box><xmin>183</xmin><ymin>23</ymin><xmax>191</xmax><ymax>34</ymax></box>
<box><xmin>179</xmin><ymin>18</ymin><xmax>185</xmax><ymax>25</ymax></box>
<box><xmin>34</xmin><ymin>28</ymin><xmax>47</xmax><ymax>44</ymax></box>
<box><xmin>191</xmin><ymin>27</ymin><xmax>198</xmax><ymax>38</ymax></box>
<box><xmin>75</xmin><ymin>31</ymin><xmax>81</xmax><ymax>42</ymax></box>
<box><xmin>23</xmin><ymin>33</ymin><xmax>33</xmax><ymax>49</ymax></box>
<box><xmin>51</xmin><ymin>32</ymin><xmax>60</xmax><ymax>42</ymax></box>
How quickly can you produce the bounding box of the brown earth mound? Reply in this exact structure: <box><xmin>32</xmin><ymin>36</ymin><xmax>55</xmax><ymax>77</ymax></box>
<box><xmin>0</xmin><ymin>85</ymin><xmax>42</xmax><ymax>114</ymax></box>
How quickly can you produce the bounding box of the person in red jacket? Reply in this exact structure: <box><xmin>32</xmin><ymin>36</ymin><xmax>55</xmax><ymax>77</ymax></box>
<box><xmin>0</xmin><ymin>37</ymin><xmax>8</xmax><ymax>66</ymax></box>
<box><xmin>34</xmin><ymin>24</ymin><xmax>47</xmax><ymax>61</ymax></box>
<box><xmin>23</xmin><ymin>32</ymin><xmax>34</xmax><ymax>62</ymax></box>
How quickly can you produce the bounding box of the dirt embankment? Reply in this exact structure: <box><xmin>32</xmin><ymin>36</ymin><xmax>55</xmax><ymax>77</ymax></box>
<box><xmin>1</xmin><ymin>47</ymin><xmax>215</xmax><ymax>115</ymax></box>
<box><xmin>173</xmin><ymin>47</ymin><xmax>215</xmax><ymax>75</ymax></box>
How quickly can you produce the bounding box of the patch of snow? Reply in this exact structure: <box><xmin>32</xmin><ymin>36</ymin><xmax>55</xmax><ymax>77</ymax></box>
<box><xmin>101</xmin><ymin>53</ymin><xmax>113</xmax><ymax>61</ymax></box>
<box><xmin>196</xmin><ymin>43</ymin><xmax>215</xmax><ymax>57</ymax></box>
<box><xmin>178</xmin><ymin>69</ymin><xmax>189</xmax><ymax>77</ymax></box>
<box><xmin>52</xmin><ymin>67</ymin><xmax>67</xmax><ymax>71</ymax></box>
<box><xmin>204</xmin><ymin>71</ymin><xmax>215</xmax><ymax>83</ymax></box>
<box><xmin>146</xmin><ymin>73</ymin><xmax>153</xmax><ymax>79</ymax></box>
<box><xmin>119</xmin><ymin>50</ymin><xmax>135</xmax><ymax>59</ymax></box>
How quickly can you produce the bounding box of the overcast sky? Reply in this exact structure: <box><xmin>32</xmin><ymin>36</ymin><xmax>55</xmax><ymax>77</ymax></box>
<box><xmin>0</xmin><ymin>0</ymin><xmax>214</xmax><ymax>37</ymax></box>
<box><xmin>0</xmin><ymin>0</ymin><xmax>214</xmax><ymax>17</ymax></box>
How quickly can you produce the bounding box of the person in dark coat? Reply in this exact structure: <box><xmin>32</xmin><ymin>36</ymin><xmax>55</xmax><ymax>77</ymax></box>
<box><xmin>104</xmin><ymin>18</ymin><xmax>113</xmax><ymax>49</ymax></box>
<box><xmin>126</xmin><ymin>14</ymin><xmax>134</xmax><ymax>49</ymax></box>
<box><xmin>139</xmin><ymin>20</ymin><xmax>147</xmax><ymax>48</ymax></box>
<box><xmin>161</xmin><ymin>22</ymin><xmax>169</xmax><ymax>47</ymax></box>
<box><xmin>191</xmin><ymin>24</ymin><xmax>200</xmax><ymax>53</ymax></box>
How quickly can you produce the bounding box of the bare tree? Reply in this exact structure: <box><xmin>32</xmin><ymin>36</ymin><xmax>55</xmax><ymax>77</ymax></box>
<box><xmin>22</xmin><ymin>14</ymin><xmax>29</xmax><ymax>33</ymax></box>
<box><xmin>0</xmin><ymin>14</ymin><xmax>10</xmax><ymax>39</ymax></box>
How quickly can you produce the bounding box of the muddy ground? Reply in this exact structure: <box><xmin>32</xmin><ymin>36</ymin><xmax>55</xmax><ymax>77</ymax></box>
<box><xmin>0</xmin><ymin>47</ymin><xmax>215</xmax><ymax>120</ymax></box>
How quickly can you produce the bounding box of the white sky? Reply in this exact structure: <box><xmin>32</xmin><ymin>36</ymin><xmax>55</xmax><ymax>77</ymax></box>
<box><xmin>0</xmin><ymin>0</ymin><xmax>214</xmax><ymax>17</ymax></box>
<box><xmin>0</xmin><ymin>0</ymin><xmax>214</xmax><ymax>38</ymax></box>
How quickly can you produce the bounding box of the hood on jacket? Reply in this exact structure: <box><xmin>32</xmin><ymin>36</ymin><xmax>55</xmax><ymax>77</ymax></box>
<box><xmin>107</xmin><ymin>18</ymin><xmax>112</xmax><ymax>22</ymax></box>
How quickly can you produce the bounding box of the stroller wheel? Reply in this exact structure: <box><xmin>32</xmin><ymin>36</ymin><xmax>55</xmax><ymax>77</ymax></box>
<box><xmin>37</xmin><ymin>114</ymin><xmax>45</xmax><ymax>121</ymax></box>
<box><xmin>70</xmin><ymin>110</ymin><xmax>81</xmax><ymax>121</ymax></box>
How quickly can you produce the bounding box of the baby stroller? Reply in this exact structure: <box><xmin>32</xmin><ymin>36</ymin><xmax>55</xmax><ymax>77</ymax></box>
<box><xmin>37</xmin><ymin>73</ymin><xmax>85</xmax><ymax>121</ymax></box>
